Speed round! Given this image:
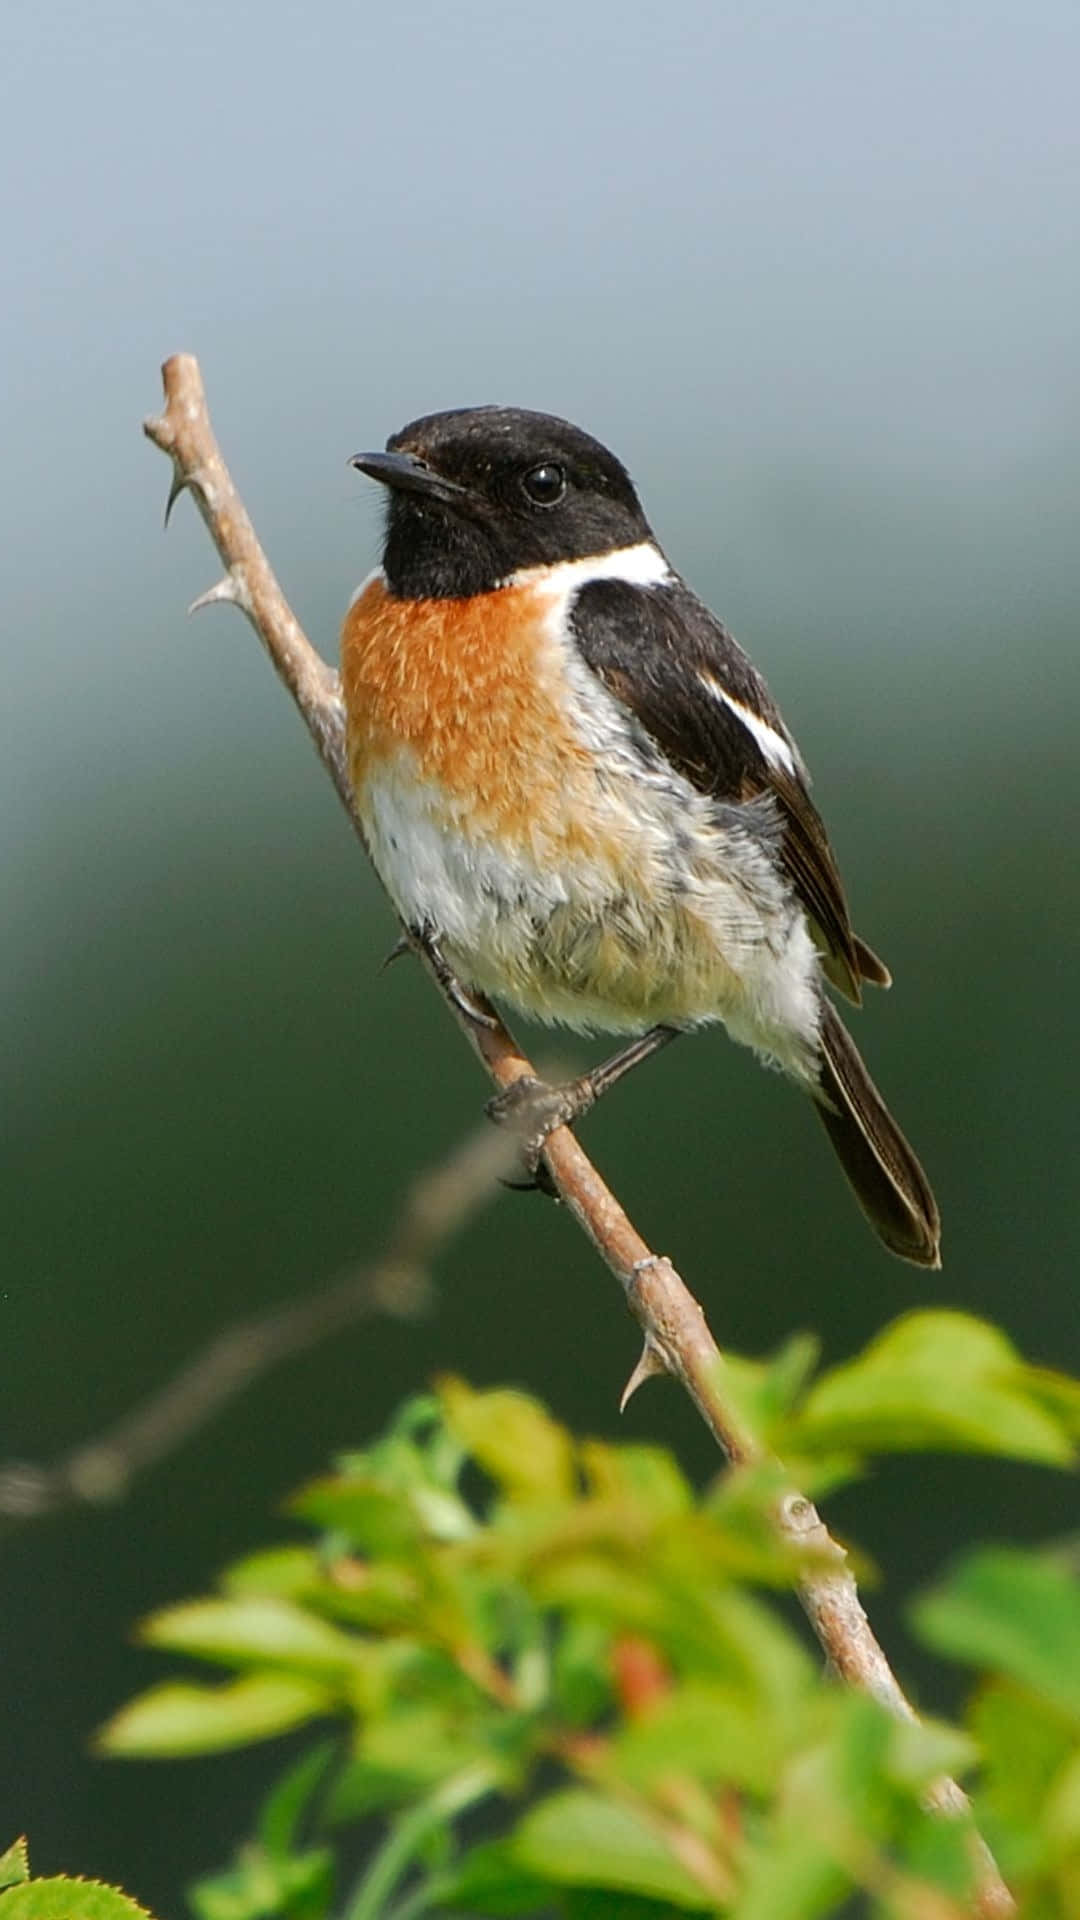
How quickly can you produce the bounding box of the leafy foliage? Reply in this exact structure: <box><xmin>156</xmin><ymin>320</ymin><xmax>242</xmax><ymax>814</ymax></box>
<box><xmin>91</xmin><ymin>1317</ymin><xmax>1080</xmax><ymax>1917</ymax></box>
<box><xmin>0</xmin><ymin>1839</ymin><xmax>160</xmax><ymax>1919</ymax></box>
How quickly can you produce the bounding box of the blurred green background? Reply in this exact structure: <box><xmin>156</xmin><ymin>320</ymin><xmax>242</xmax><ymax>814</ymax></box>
<box><xmin>2</xmin><ymin>1</ymin><xmax>1078</xmax><ymax>1912</ymax></box>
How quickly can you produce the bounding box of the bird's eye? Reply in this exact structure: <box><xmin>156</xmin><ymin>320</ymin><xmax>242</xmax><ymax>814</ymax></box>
<box><xmin>521</xmin><ymin>462</ymin><xmax>566</xmax><ymax>506</ymax></box>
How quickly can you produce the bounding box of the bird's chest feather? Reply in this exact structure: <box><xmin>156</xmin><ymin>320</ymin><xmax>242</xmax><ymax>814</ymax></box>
<box><xmin>340</xmin><ymin>572</ymin><xmax>662</xmax><ymax>898</ymax></box>
<box><xmin>340</xmin><ymin>574</ymin><xmax>685</xmax><ymax>1001</ymax></box>
<box><xmin>338</xmin><ymin>573</ymin><xmax>801</xmax><ymax>1038</ymax></box>
<box><xmin>342</xmin><ymin>574</ymin><xmax>595</xmax><ymax>831</ymax></box>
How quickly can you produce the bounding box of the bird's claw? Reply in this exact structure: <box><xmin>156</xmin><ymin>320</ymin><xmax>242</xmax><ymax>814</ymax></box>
<box><xmin>498</xmin><ymin>1165</ymin><xmax>561</xmax><ymax>1199</ymax></box>
<box><xmin>486</xmin><ymin>1073</ymin><xmax>594</xmax><ymax>1197</ymax></box>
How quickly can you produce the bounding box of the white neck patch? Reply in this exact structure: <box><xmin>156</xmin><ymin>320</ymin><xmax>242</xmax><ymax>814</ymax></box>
<box><xmin>347</xmin><ymin>564</ymin><xmax>385</xmax><ymax>608</ymax></box>
<box><xmin>508</xmin><ymin>541</ymin><xmax>672</xmax><ymax>595</ymax></box>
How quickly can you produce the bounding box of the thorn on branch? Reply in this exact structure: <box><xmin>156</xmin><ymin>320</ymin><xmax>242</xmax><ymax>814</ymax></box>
<box><xmin>188</xmin><ymin>576</ymin><xmax>242</xmax><ymax>617</ymax></box>
<box><xmin>620</xmin><ymin>1335</ymin><xmax>670</xmax><ymax>1411</ymax></box>
<box><xmin>164</xmin><ymin>462</ymin><xmax>190</xmax><ymax>527</ymax></box>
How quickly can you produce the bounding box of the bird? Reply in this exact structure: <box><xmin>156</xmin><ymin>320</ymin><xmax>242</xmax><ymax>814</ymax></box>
<box><xmin>341</xmin><ymin>406</ymin><xmax>941</xmax><ymax>1268</ymax></box>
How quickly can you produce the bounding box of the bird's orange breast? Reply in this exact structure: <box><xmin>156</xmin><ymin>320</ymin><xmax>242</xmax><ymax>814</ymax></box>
<box><xmin>339</xmin><ymin>574</ymin><xmax>759</xmax><ymax>1034</ymax></box>
<box><xmin>340</xmin><ymin>573</ymin><xmax>598</xmax><ymax>842</ymax></box>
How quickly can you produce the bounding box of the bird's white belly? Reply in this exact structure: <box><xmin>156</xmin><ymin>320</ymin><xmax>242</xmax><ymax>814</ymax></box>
<box><xmin>359</xmin><ymin>748</ymin><xmax>823</xmax><ymax>1081</ymax></box>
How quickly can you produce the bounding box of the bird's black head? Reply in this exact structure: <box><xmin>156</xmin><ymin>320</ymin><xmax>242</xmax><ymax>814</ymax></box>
<box><xmin>350</xmin><ymin>406</ymin><xmax>653</xmax><ymax>599</ymax></box>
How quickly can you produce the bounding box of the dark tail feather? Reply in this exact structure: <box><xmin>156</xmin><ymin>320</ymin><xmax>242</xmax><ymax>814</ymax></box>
<box><xmin>814</xmin><ymin>1000</ymin><xmax>942</xmax><ymax>1268</ymax></box>
<box><xmin>853</xmin><ymin>933</ymin><xmax>892</xmax><ymax>990</ymax></box>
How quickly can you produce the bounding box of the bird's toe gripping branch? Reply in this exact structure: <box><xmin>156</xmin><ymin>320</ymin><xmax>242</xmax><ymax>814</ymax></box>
<box><xmin>486</xmin><ymin>1071</ymin><xmax>598</xmax><ymax>1196</ymax></box>
<box><xmin>487</xmin><ymin>1025</ymin><xmax>682</xmax><ymax>1196</ymax></box>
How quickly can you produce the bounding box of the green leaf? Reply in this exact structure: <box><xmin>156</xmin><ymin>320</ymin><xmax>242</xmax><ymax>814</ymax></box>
<box><xmin>1021</xmin><ymin>1364</ymin><xmax>1080</xmax><ymax>1439</ymax></box>
<box><xmin>791</xmin><ymin>1311</ymin><xmax>1075</xmax><ymax>1465</ymax></box>
<box><xmin>98</xmin><ymin>1674</ymin><xmax>332</xmax><ymax>1757</ymax></box>
<box><xmin>553</xmin><ymin>1617</ymin><xmax>615</xmax><ymax>1726</ymax></box>
<box><xmin>329</xmin><ymin>1399</ymin><xmax>477</xmax><ymax>1537</ymax></box>
<box><xmin>139</xmin><ymin>1596</ymin><xmax>363</xmax><ymax>1678</ymax></box>
<box><xmin>440</xmin><ymin>1380</ymin><xmax>576</xmax><ymax>1502</ymax></box>
<box><xmin>912</xmin><ymin>1548</ymin><xmax>1080</xmax><ymax>1721</ymax></box>
<box><xmin>533</xmin><ymin>1552</ymin><xmax>814</xmax><ymax>1706</ymax></box>
<box><xmin>734</xmin><ymin>1826</ymin><xmax>850</xmax><ymax>1920</ymax></box>
<box><xmin>288</xmin><ymin>1478</ymin><xmax>425</xmax><ymax>1555</ymax></box>
<box><xmin>970</xmin><ymin>1678</ymin><xmax>1078</xmax><ymax>1834</ymax></box>
<box><xmin>562</xmin><ymin>1895</ymin><xmax>701</xmax><ymax>1920</ymax></box>
<box><xmin>580</xmin><ymin>1443</ymin><xmax>693</xmax><ymax>1518</ymax></box>
<box><xmin>0</xmin><ymin>1846</ymin><xmax>28</xmax><ymax>1893</ymax></box>
<box><xmin>222</xmin><ymin>1547</ymin><xmax>323</xmax><ymax>1598</ymax></box>
<box><xmin>900</xmin><ymin>1813</ymin><xmax>986</xmax><ymax>1904</ymax></box>
<box><xmin>257</xmin><ymin>1741</ymin><xmax>338</xmax><ymax>1859</ymax></box>
<box><xmin>327</xmin><ymin>1705</ymin><xmax>509</xmax><ymax>1820</ymax></box>
<box><xmin>697</xmin><ymin>1463</ymin><xmax>855</xmax><ymax>1586</ymax></box>
<box><xmin>305</xmin><ymin>1560</ymin><xmax>423</xmax><ymax>1635</ymax></box>
<box><xmin>695</xmin><ymin>1585</ymin><xmax>816</xmax><ymax>1708</ymax></box>
<box><xmin>1044</xmin><ymin>1746</ymin><xmax>1080</xmax><ymax>1854</ymax></box>
<box><xmin>188</xmin><ymin>1845</ymin><xmax>334</xmax><ymax>1920</ymax></box>
<box><xmin>611</xmin><ymin>1681</ymin><xmax>790</xmax><ymax>1797</ymax></box>
<box><xmin>0</xmin><ymin>1881</ymin><xmax>157</xmax><ymax>1919</ymax></box>
<box><xmin>735</xmin><ymin>1709</ymin><xmax>886</xmax><ymax>1920</ymax></box>
<box><xmin>718</xmin><ymin>1333</ymin><xmax>821</xmax><ymax>1440</ymax></box>
<box><xmin>877</xmin><ymin>1710</ymin><xmax>976</xmax><ymax>1791</ymax></box>
<box><xmin>511</xmin><ymin>1789</ymin><xmax>718</xmax><ymax>1908</ymax></box>
<box><xmin>528</xmin><ymin>1553</ymin><xmax>664</xmax><ymax>1639</ymax></box>
<box><xmin>430</xmin><ymin>1838</ymin><xmax>555</xmax><ymax>1915</ymax></box>
<box><xmin>344</xmin><ymin>1765</ymin><xmax>498</xmax><ymax>1920</ymax></box>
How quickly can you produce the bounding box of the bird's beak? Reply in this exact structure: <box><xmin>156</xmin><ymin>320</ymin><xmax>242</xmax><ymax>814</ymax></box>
<box><xmin>349</xmin><ymin>449</ymin><xmax>466</xmax><ymax>504</ymax></box>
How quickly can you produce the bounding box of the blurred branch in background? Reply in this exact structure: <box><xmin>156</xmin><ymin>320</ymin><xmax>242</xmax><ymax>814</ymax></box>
<box><xmin>127</xmin><ymin>355</ymin><xmax>1011</xmax><ymax>1915</ymax></box>
<box><xmin>0</xmin><ymin>1125</ymin><xmax>515</xmax><ymax>1530</ymax></box>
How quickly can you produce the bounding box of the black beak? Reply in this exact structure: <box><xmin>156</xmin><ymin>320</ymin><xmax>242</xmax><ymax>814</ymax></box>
<box><xmin>349</xmin><ymin>449</ymin><xmax>466</xmax><ymax>504</ymax></box>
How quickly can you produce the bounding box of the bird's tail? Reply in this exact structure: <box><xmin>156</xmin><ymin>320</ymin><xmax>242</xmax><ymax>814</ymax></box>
<box><xmin>814</xmin><ymin>999</ymin><xmax>941</xmax><ymax>1268</ymax></box>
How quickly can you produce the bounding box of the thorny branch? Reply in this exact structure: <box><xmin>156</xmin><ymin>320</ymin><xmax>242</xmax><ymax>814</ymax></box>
<box><xmin>0</xmin><ymin>1126</ymin><xmax>515</xmax><ymax>1529</ymax></box>
<box><xmin>135</xmin><ymin>355</ymin><xmax>1011</xmax><ymax>1916</ymax></box>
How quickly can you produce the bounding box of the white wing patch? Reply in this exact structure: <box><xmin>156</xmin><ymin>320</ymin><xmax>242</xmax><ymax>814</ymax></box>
<box><xmin>697</xmin><ymin>672</ymin><xmax>798</xmax><ymax>776</ymax></box>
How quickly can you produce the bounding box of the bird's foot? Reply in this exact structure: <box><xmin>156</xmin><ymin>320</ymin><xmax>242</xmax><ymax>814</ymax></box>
<box><xmin>404</xmin><ymin>929</ymin><xmax>499</xmax><ymax>1030</ymax></box>
<box><xmin>486</xmin><ymin>1072</ymin><xmax>597</xmax><ymax>1196</ymax></box>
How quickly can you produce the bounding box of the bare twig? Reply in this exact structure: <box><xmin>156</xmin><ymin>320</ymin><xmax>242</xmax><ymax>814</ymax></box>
<box><xmin>0</xmin><ymin>1125</ymin><xmax>515</xmax><ymax>1529</ymax></box>
<box><xmin>138</xmin><ymin>354</ymin><xmax>1013</xmax><ymax>1916</ymax></box>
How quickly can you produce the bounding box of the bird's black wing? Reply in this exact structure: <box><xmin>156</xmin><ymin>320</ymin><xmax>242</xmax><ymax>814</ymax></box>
<box><xmin>568</xmin><ymin>576</ymin><xmax>889</xmax><ymax>1001</ymax></box>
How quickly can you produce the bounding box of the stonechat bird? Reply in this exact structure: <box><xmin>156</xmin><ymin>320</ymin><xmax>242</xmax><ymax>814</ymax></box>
<box><xmin>342</xmin><ymin>407</ymin><xmax>941</xmax><ymax>1267</ymax></box>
